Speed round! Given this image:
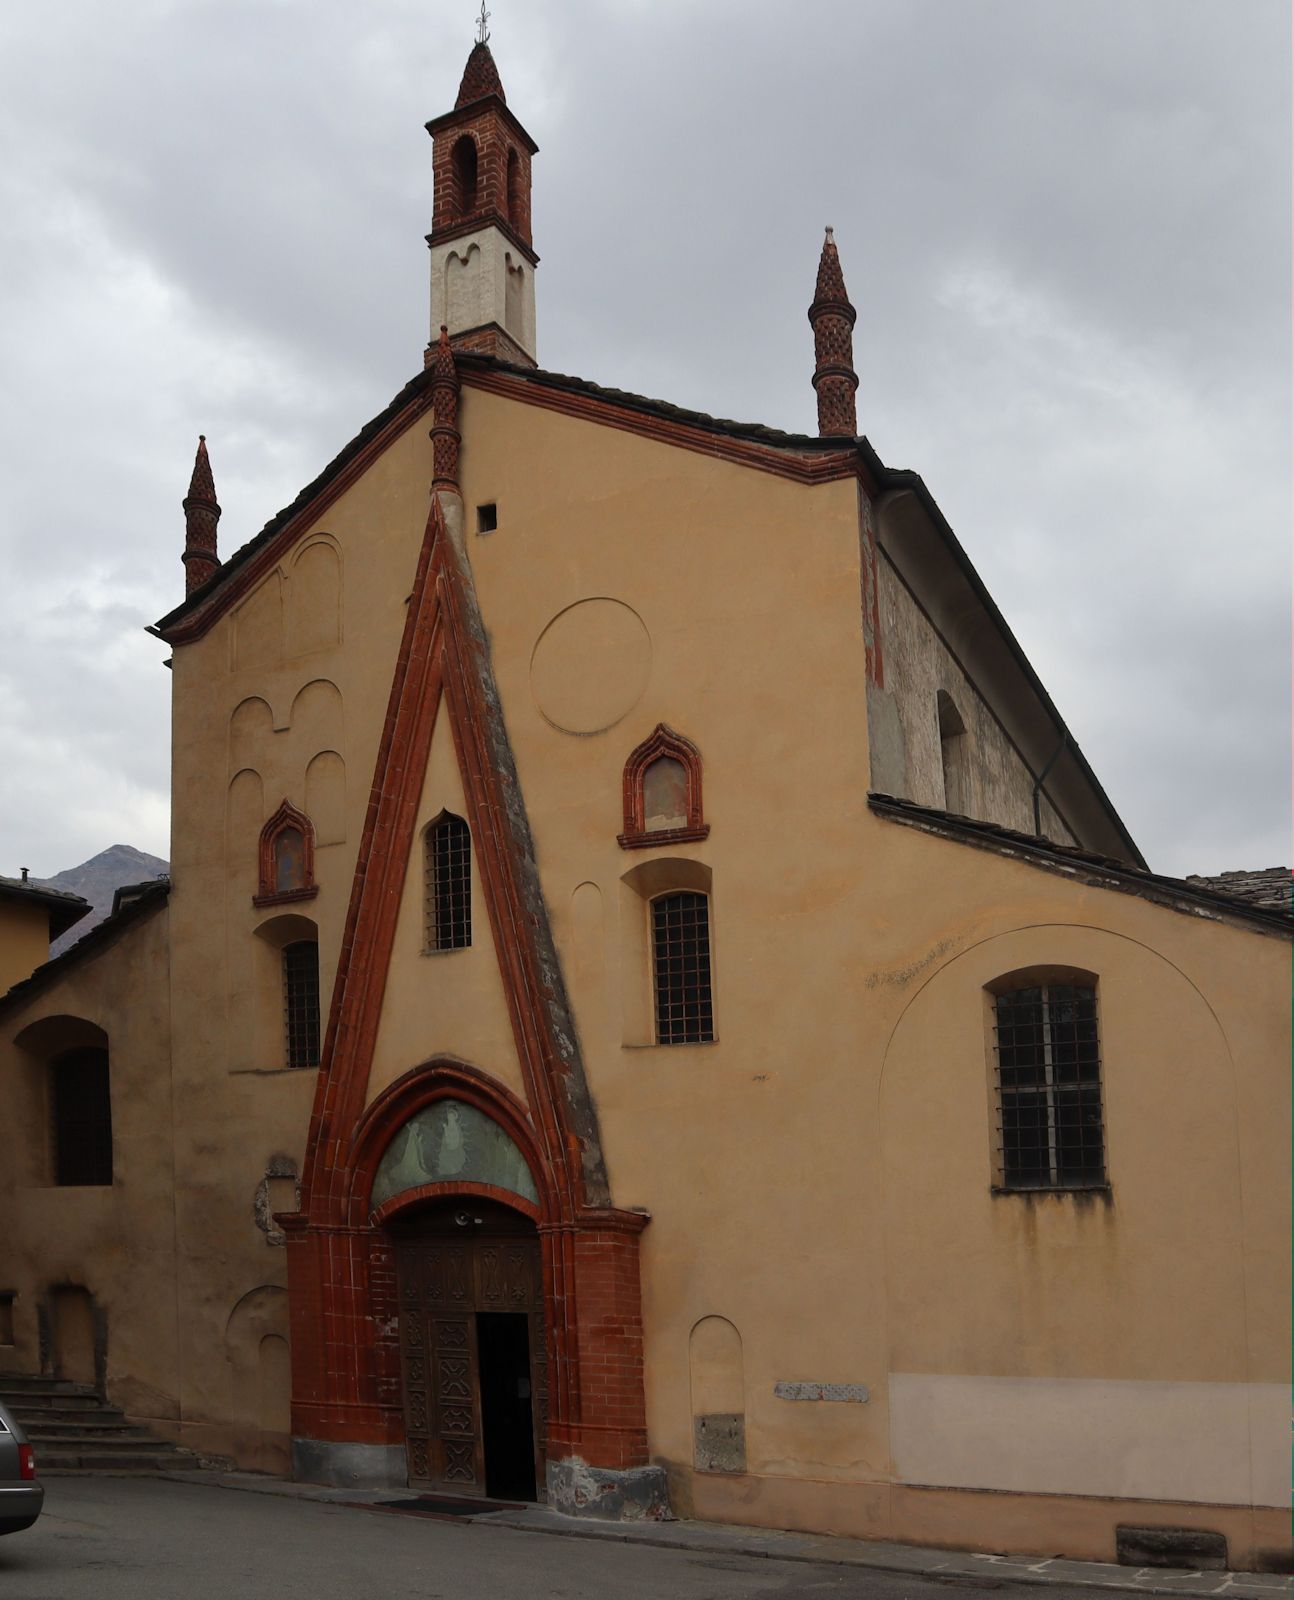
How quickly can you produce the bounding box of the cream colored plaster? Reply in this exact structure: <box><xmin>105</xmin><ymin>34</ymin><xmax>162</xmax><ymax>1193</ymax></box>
<box><xmin>890</xmin><ymin>1373</ymin><xmax>1288</xmax><ymax>1507</ymax></box>
<box><xmin>430</xmin><ymin>227</ymin><xmax>537</xmax><ymax>359</ymax></box>
<box><xmin>365</xmin><ymin>681</ymin><xmax>528</xmax><ymax>1110</ymax></box>
<box><xmin>0</xmin><ymin>899</ymin><xmax>51</xmax><ymax>993</ymax></box>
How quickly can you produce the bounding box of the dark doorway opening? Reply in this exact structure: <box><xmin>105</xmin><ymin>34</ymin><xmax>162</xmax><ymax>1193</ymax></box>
<box><xmin>476</xmin><ymin>1312</ymin><xmax>535</xmax><ymax>1500</ymax></box>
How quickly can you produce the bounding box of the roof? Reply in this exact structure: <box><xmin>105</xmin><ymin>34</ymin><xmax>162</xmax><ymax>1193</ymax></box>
<box><xmin>868</xmin><ymin>794</ymin><xmax>1293</xmax><ymax>939</ymax></box>
<box><xmin>148</xmin><ymin>352</ymin><xmax>1141</xmax><ymax>866</ymax></box>
<box><xmin>1183</xmin><ymin>867</ymin><xmax>1291</xmax><ymax>913</ymax></box>
<box><xmin>0</xmin><ymin>875</ymin><xmax>90</xmax><ymax>940</ymax></box>
<box><xmin>456</xmin><ymin>40</ymin><xmax>505</xmax><ymax>107</ymax></box>
<box><xmin>0</xmin><ymin>878</ymin><xmax>169</xmax><ymax>1018</ymax></box>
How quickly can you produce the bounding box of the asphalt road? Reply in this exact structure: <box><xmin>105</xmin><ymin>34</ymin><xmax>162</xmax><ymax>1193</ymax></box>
<box><xmin>3</xmin><ymin>1476</ymin><xmax>1112</xmax><ymax>1600</ymax></box>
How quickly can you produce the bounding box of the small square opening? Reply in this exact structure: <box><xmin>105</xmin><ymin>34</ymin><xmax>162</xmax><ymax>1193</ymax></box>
<box><xmin>476</xmin><ymin>503</ymin><xmax>498</xmax><ymax>535</ymax></box>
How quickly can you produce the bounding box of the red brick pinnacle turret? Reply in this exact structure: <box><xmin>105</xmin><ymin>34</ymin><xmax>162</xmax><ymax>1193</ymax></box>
<box><xmin>429</xmin><ymin>326</ymin><xmax>462</xmax><ymax>492</ymax></box>
<box><xmin>808</xmin><ymin>227</ymin><xmax>859</xmax><ymax>438</ymax></box>
<box><xmin>182</xmin><ymin>435</ymin><xmax>221</xmax><ymax>594</ymax></box>
<box><xmin>456</xmin><ymin>40</ymin><xmax>505</xmax><ymax>107</ymax></box>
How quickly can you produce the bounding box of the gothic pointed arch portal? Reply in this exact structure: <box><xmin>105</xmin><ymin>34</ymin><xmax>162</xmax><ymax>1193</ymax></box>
<box><xmin>282</xmin><ymin>470</ymin><xmax>658</xmax><ymax>1507</ymax></box>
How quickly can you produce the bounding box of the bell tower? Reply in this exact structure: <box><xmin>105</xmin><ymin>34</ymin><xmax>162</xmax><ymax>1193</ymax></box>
<box><xmin>425</xmin><ymin>15</ymin><xmax>539</xmax><ymax>367</ymax></box>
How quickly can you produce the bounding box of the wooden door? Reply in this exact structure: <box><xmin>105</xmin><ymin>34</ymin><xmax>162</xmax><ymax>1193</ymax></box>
<box><xmin>395</xmin><ymin>1210</ymin><xmax>545</xmax><ymax>1496</ymax></box>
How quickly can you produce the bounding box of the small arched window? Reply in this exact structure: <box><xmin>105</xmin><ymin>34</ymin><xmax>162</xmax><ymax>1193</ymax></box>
<box><xmin>283</xmin><ymin>941</ymin><xmax>321</xmax><ymax>1069</ymax></box>
<box><xmin>51</xmin><ymin>1046</ymin><xmax>113</xmax><ymax>1186</ymax></box>
<box><xmin>256</xmin><ymin>800</ymin><xmax>317</xmax><ymax>907</ymax></box>
<box><xmin>619</xmin><ymin>725</ymin><xmax>709</xmax><ymax>849</ymax></box>
<box><xmin>425</xmin><ymin>813</ymin><xmax>472</xmax><ymax>951</ymax></box>
<box><xmin>937</xmin><ymin>690</ymin><xmax>967</xmax><ymax>816</ymax></box>
<box><xmin>506</xmin><ymin>146</ymin><xmax>523</xmax><ymax>225</ymax></box>
<box><xmin>991</xmin><ymin>974</ymin><xmax>1105</xmax><ymax>1190</ymax></box>
<box><xmin>452</xmin><ymin>134</ymin><xmax>479</xmax><ymax>218</ymax></box>
<box><xmin>652</xmin><ymin>891</ymin><xmax>714</xmax><ymax>1044</ymax></box>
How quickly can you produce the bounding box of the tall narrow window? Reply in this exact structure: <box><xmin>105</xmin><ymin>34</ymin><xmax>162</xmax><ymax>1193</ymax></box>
<box><xmin>652</xmin><ymin>891</ymin><xmax>714</xmax><ymax>1044</ymax></box>
<box><xmin>283</xmin><ymin>941</ymin><xmax>321</xmax><ymax>1069</ymax></box>
<box><xmin>993</xmin><ymin>983</ymin><xmax>1104</xmax><ymax>1189</ymax></box>
<box><xmin>51</xmin><ymin>1047</ymin><xmax>113</xmax><ymax>1186</ymax></box>
<box><xmin>937</xmin><ymin>690</ymin><xmax>967</xmax><ymax>815</ymax></box>
<box><xmin>452</xmin><ymin>134</ymin><xmax>478</xmax><ymax>217</ymax></box>
<box><xmin>425</xmin><ymin>813</ymin><xmax>472</xmax><ymax>951</ymax></box>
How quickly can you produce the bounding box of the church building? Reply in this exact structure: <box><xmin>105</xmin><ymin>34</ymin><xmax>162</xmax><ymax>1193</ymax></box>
<box><xmin>0</xmin><ymin>31</ymin><xmax>1289</xmax><ymax>1570</ymax></box>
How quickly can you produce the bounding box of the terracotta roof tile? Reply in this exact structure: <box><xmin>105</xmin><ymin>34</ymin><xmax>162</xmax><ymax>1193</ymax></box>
<box><xmin>456</xmin><ymin>41</ymin><xmax>505</xmax><ymax>107</ymax></box>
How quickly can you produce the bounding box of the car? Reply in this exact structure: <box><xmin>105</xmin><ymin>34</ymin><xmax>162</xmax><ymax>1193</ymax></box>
<box><xmin>0</xmin><ymin>1400</ymin><xmax>43</xmax><ymax>1535</ymax></box>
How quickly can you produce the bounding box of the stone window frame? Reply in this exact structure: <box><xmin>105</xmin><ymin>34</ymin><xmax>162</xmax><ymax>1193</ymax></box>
<box><xmin>254</xmin><ymin>799</ymin><xmax>319</xmax><ymax>908</ymax></box>
<box><xmin>618</xmin><ymin>724</ymin><xmax>710</xmax><ymax>850</ymax></box>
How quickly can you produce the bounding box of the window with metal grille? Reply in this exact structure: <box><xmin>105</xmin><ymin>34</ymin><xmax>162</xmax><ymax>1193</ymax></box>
<box><xmin>651</xmin><ymin>891</ymin><xmax>714</xmax><ymax>1044</ymax></box>
<box><xmin>283</xmin><ymin>941</ymin><xmax>321</xmax><ymax>1069</ymax></box>
<box><xmin>51</xmin><ymin>1047</ymin><xmax>113</xmax><ymax>1186</ymax></box>
<box><xmin>993</xmin><ymin>984</ymin><xmax>1105</xmax><ymax>1189</ymax></box>
<box><xmin>425</xmin><ymin>814</ymin><xmax>472</xmax><ymax>951</ymax></box>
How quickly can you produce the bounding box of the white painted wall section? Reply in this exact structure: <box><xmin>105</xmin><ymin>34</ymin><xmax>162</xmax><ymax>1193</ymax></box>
<box><xmin>890</xmin><ymin>1374</ymin><xmax>1288</xmax><ymax>1508</ymax></box>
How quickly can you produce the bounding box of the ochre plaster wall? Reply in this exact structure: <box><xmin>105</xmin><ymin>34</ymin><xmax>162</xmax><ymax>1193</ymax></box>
<box><xmin>0</xmin><ymin>899</ymin><xmax>52</xmax><ymax>995</ymax></box>
<box><xmin>0</xmin><ymin>906</ymin><xmax>178</xmax><ymax>1425</ymax></box>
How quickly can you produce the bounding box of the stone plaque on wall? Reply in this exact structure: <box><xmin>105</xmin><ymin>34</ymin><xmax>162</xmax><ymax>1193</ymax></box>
<box><xmin>693</xmin><ymin>1412</ymin><xmax>746</xmax><ymax>1474</ymax></box>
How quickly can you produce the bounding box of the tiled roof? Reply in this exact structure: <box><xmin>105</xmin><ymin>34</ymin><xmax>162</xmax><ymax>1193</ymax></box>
<box><xmin>456</xmin><ymin>41</ymin><xmax>505</xmax><ymax>106</ymax></box>
<box><xmin>0</xmin><ymin>875</ymin><xmax>91</xmax><ymax>940</ymax></box>
<box><xmin>1183</xmin><ymin>868</ymin><xmax>1291</xmax><ymax>914</ymax></box>
<box><xmin>868</xmin><ymin>795</ymin><xmax>1293</xmax><ymax>938</ymax></box>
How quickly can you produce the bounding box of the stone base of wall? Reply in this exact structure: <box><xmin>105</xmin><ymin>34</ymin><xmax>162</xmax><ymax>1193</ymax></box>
<box><xmin>291</xmin><ymin>1437</ymin><xmax>406</xmax><ymax>1490</ymax></box>
<box><xmin>689</xmin><ymin>1471</ymin><xmax>1291</xmax><ymax>1571</ymax></box>
<box><xmin>546</xmin><ymin>1457</ymin><xmax>672</xmax><ymax>1522</ymax></box>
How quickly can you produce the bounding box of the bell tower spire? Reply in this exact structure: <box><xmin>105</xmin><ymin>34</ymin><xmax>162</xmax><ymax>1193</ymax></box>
<box><xmin>808</xmin><ymin>227</ymin><xmax>859</xmax><ymax>438</ymax></box>
<box><xmin>181</xmin><ymin>435</ymin><xmax>221</xmax><ymax>594</ymax></box>
<box><xmin>424</xmin><ymin>25</ymin><xmax>539</xmax><ymax>368</ymax></box>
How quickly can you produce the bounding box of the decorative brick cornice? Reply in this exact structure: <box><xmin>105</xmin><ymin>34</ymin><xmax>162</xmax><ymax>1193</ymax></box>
<box><xmin>181</xmin><ymin>435</ymin><xmax>221</xmax><ymax>595</ymax></box>
<box><xmin>809</xmin><ymin>228</ymin><xmax>859</xmax><ymax>439</ymax></box>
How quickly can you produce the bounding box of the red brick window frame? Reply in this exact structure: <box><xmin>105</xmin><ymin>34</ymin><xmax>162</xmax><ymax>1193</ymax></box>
<box><xmin>254</xmin><ymin>800</ymin><xmax>319</xmax><ymax>908</ymax></box>
<box><xmin>618</xmin><ymin>725</ymin><xmax>710</xmax><ymax>850</ymax></box>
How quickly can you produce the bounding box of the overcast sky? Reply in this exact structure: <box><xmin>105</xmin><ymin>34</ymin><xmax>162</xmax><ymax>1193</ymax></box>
<box><xmin>0</xmin><ymin>0</ymin><xmax>1288</xmax><ymax>879</ymax></box>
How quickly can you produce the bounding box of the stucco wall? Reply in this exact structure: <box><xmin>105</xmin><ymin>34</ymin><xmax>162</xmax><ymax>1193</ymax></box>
<box><xmin>0</xmin><ymin>905</ymin><xmax>178</xmax><ymax>1423</ymax></box>
<box><xmin>0</xmin><ymin>899</ymin><xmax>52</xmax><ymax>995</ymax></box>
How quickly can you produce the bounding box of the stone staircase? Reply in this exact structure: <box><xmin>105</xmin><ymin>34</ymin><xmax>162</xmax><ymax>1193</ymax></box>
<box><xmin>0</xmin><ymin>1373</ymin><xmax>202</xmax><ymax>1474</ymax></box>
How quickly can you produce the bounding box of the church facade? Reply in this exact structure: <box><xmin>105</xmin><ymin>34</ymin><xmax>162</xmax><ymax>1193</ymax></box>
<box><xmin>1</xmin><ymin>36</ymin><xmax>1289</xmax><ymax>1568</ymax></box>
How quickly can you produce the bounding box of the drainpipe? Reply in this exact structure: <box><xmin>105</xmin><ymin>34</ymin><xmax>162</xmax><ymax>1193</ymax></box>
<box><xmin>1032</xmin><ymin>731</ymin><xmax>1068</xmax><ymax>837</ymax></box>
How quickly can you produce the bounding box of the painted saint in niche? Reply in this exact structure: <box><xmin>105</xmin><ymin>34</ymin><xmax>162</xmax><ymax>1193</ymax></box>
<box><xmin>643</xmin><ymin>756</ymin><xmax>688</xmax><ymax>832</ymax></box>
<box><xmin>370</xmin><ymin>1099</ymin><xmax>540</xmax><ymax>1209</ymax></box>
<box><xmin>274</xmin><ymin>827</ymin><xmax>306</xmax><ymax>893</ymax></box>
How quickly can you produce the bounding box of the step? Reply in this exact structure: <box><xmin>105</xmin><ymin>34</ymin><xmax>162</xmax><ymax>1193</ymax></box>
<box><xmin>10</xmin><ymin>1402</ymin><xmax>128</xmax><ymax>1422</ymax></box>
<box><xmin>0</xmin><ymin>1378</ymin><xmax>97</xmax><ymax>1398</ymax></box>
<box><xmin>36</xmin><ymin>1434</ymin><xmax>186</xmax><ymax>1454</ymax></box>
<box><xmin>23</xmin><ymin>1427</ymin><xmax>156</xmax><ymax>1445</ymax></box>
<box><xmin>36</xmin><ymin>1451</ymin><xmax>202</xmax><ymax>1473</ymax></box>
<box><xmin>6</xmin><ymin>1397</ymin><xmax>125</xmax><ymax>1417</ymax></box>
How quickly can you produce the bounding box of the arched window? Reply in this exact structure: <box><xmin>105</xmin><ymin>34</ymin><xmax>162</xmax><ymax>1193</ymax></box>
<box><xmin>425</xmin><ymin>813</ymin><xmax>472</xmax><ymax>951</ymax></box>
<box><xmin>937</xmin><ymin>690</ymin><xmax>967</xmax><ymax>815</ymax></box>
<box><xmin>256</xmin><ymin>800</ymin><xmax>317</xmax><ymax>907</ymax></box>
<box><xmin>51</xmin><ymin>1046</ymin><xmax>113</xmax><ymax>1186</ymax></box>
<box><xmin>651</xmin><ymin>891</ymin><xmax>714</xmax><ymax>1044</ymax></box>
<box><xmin>283</xmin><ymin>941</ymin><xmax>321</xmax><ymax>1070</ymax></box>
<box><xmin>991</xmin><ymin>975</ymin><xmax>1105</xmax><ymax>1190</ymax></box>
<box><xmin>452</xmin><ymin>134</ymin><xmax>478</xmax><ymax>218</ymax></box>
<box><xmin>619</xmin><ymin>725</ymin><xmax>709</xmax><ymax>849</ymax></box>
<box><xmin>506</xmin><ymin>146</ymin><xmax>523</xmax><ymax>225</ymax></box>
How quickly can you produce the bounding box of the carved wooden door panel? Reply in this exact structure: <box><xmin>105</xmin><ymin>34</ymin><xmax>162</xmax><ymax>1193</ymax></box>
<box><xmin>397</xmin><ymin>1240</ymin><xmax>485</xmax><ymax>1493</ymax></box>
<box><xmin>396</xmin><ymin>1217</ymin><xmax>546</xmax><ymax>1497</ymax></box>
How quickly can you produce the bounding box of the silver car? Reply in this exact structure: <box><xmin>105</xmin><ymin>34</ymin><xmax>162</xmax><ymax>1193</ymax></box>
<box><xmin>0</xmin><ymin>1400</ymin><xmax>42</xmax><ymax>1534</ymax></box>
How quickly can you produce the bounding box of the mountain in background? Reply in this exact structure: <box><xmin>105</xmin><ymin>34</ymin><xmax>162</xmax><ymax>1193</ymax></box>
<box><xmin>39</xmin><ymin>844</ymin><xmax>169</xmax><ymax>957</ymax></box>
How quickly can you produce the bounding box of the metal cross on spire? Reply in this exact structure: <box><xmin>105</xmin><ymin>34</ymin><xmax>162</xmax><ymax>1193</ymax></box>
<box><xmin>476</xmin><ymin>2</ymin><xmax>491</xmax><ymax>44</ymax></box>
